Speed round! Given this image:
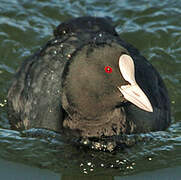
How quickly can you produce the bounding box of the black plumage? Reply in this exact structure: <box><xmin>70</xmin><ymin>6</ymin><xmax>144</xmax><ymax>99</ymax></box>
<box><xmin>7</xmin><ymin>17</ymin><xmax>171</xmax><ymax>138</ymax></box>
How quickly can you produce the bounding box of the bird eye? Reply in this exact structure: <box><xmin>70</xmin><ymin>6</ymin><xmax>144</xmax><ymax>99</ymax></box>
<box><xmin>104</xmin><ymin>66</ymin><xmax>112</xmax><ymax>73</ymax></box>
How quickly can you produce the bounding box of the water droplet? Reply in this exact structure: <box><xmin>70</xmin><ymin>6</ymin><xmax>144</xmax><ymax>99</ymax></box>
<box><xmin>99</xmin><ymin>33</ymin><xmax>102</xmax><ymax>37</ymax></box>
<box><xmin>119</xmin><ymin>161</ymin><xmax>124</xmax><ymax>164</ymax></box>
<box><xmin>83</xmin><ymin>169</ymin><xmax>88</xmax><ymax>174</ymax></box>
<box><xmin>54</xmin><ymin>51</ymin><xmax>57</xmax><ymax>54</ymax></box>
<box><xmin>28</xmin><ymin>81</ymin><xmax>31</xmax><ymax>87</ymax></box>
<box><xmin>83</xmin><ymin>140</ymin><xmax>88</xmax><ymax>144</ymax></box>
<box><xmin>0</xmin><ymin>103</ymin><xmax>5</xmax><ymax>107</ymax></box>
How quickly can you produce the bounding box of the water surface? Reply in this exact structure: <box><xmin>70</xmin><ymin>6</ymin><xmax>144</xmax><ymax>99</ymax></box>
<box><xmin>0</xmin><ymin>0</ymin><xmax>181</xmax><ymax>178</ymax></box>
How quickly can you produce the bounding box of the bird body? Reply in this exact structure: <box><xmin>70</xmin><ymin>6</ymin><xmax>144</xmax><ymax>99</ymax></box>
<box><xmin>7</xmin><ymin>17</ymin><xmax>171</xmax><ymax>138</ymax></box>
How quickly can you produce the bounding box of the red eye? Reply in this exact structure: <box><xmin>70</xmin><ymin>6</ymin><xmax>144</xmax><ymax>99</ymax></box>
<box><xmin>104</xmin><ymin>66</ymin><xmax>112</xmax><ymax>73</ymax></box>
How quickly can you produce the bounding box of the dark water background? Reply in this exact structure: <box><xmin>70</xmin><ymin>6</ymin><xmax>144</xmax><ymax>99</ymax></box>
<box><xmin>0</xmin><ymin>0</ymin><xmax>181</xmax><ymax>179</ymax></box>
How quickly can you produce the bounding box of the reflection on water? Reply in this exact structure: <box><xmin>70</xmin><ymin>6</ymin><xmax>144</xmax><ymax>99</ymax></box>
<box><xmin>0</xmin><ymin>124</ymin><xmax>180</xmax><ymax>177</ymax></box>
<box><xmin>0</xmin><ymin>0</ymin><xmax>181</xmax><ymax>178</ymax></box>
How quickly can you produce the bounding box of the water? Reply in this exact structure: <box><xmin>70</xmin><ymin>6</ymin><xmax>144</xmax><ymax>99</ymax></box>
<box><xmin>0</xmin><ymin>0</ymin><xmax>181</xmax><ymax>179</ymax></box>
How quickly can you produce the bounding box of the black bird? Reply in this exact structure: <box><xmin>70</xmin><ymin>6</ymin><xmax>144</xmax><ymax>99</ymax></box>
<box><xmin>7</xmin><ymin>16</ymin><xmax>171</xmax><ymax>138</ymax></box>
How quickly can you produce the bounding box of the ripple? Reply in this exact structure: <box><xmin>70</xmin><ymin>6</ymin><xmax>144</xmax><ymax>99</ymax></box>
<box><xmin>0</xmin><ymin>0</ymin><xmax>181</xmax><ymax>177</ymax></box>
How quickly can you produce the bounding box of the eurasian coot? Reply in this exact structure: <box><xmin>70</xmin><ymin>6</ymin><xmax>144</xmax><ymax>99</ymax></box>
<box><xmin>7</xmin><ymin>16</ymin><xmax>171</xmax><ymax>138</ymax></box>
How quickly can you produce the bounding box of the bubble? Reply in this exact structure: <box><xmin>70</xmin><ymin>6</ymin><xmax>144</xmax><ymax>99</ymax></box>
<box><xmin>0</xmin><ymin>103</ymin><xmax>5</xmax><ymax>107</ymax></box>
<box><xmin>83</xmin><ymin>169</ymin><xmax>88</xmax><ymax>174</ymax></box>
<box><xmin>28</xmin><ymin>81</ymin><xmax>31</xmax><ymax>87</ymax></box>
<box><xmin>67</xmin><ymin>54</ymin><xmax>71</xmax><ymax>58</ymax></box>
